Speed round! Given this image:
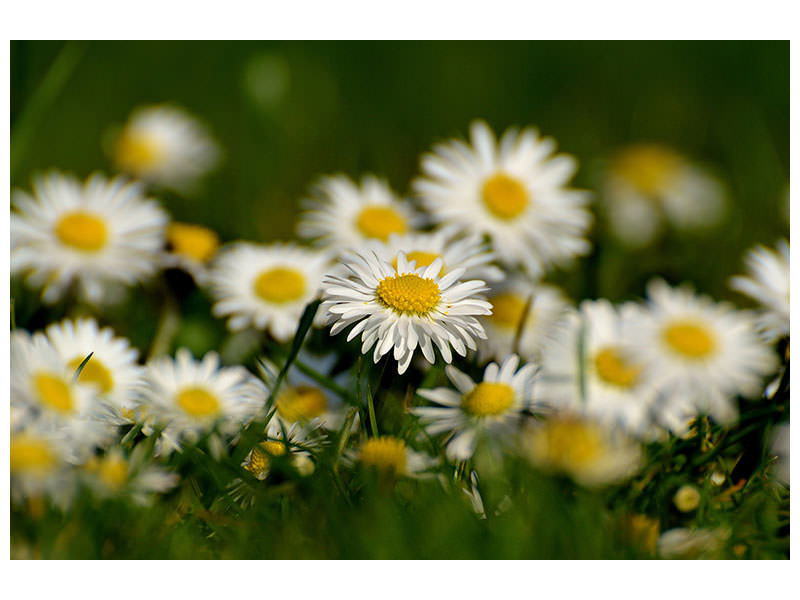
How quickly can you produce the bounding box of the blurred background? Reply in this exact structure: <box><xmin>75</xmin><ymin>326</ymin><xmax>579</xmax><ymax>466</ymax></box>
<box><xmin>11</xmin><ymin>40</ymin><xmax>789</xmax><ymax>317</ymax></box>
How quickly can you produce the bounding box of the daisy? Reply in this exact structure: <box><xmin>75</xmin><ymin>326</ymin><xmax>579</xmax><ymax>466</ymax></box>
<box><xmin>537</xmin><ymin>300</ymin><xmax>660</xmax><ymax>438</ymax></box>
<box><xmin>138</xmin><ymin>348</ymin><xmax>266</xmax><ymax>454</ymax></box>
<box><xmin>519</xmin><ymin>415</ymin><xmax>642</xmax><ymax>487</ymax></box>
<box><xmin>413</xmin><ymin>120</ymin><xmax>592</xmax><ymax>277</ymax></box>
<box><xmin>297</xmin><ymin>174</ymin><xmax>422</xmax><ymax>252</ymax></box>
<box><xmin>479</xmin><ymin>276</ymin><xmax>569</xmax><ymax>363</ymax></box>
<box><xmin>347</xmin><ymin>435</ymin><xmax>437</xmax><ymax>478</ymax></box>
<box><xmin>83</xmin><ymin>446</ymin><xmax>179</xmax><ymax>505</ymax></box>
<box><xmin>603</xmin><ymin>144</ymin><xmax>726</xmax><ymax>248</ymax></box>
<box><xmin>657</xmin><ymin>528</ymin><xmax>728</xmax><ymax>559</ymax></box>
<box><xmin>162</xmin><ymin>221</ymin><xmax>221</xmax><ymax>284</ymax></box>
<box><xmin>11</xmin><ymin>171</ymin><xmax>168</xmax><ymax>304</ymax></box>
<box><xmin>207</xmin><ymin>242</ymin><xmax>329</xmax><ymax>342</ymax></box>
<box><xmin>44</xmin><ymin>318</ymin><xmax>144</xmax><ymax>423</ymax></box>
<box><xmin>322</xmin><ymin>250</ymin><xmax>492</xmax><ymax>374</ymax></box>
<box><xmin>629</xmin><ymin>279</ymin><xmax>778</xmax><ymax>432</ymax></box>
<box><xmin>414</xmin><ymin>354</ymin><xmax>538</xmax><ymax>460</ymax></box>
<box><xmin>241</xmin><ymin>417</ymin><xmax>323</xmax><ymax>480</ymax></box>
<box><xmin>730</xmin><ymin>239</ymin><xmax>789</xmax><ymax>341</ymax></box>
<box><xmin>111</xmin><ymin>104</ymin><xmax>220</xmax><ymax>191</ymax></box>
<box><xmin>10</xmin><ymin>330</ymin><xmax>117</xmax><ymax>453</ymax></box>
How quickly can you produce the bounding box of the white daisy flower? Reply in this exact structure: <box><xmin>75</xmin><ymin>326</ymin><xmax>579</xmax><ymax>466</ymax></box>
<box><xmin>347</xmin><ymin>435</ymin><xmax>437</xmax><ymax>478</ymax></box>
<box><xmin>11</xmin><ymin>330</ymin><xmax>117</xmax><ymax>453</ymax></box>
<box><xmin>630</xmin><ymin>279</ymin><xmax>778</xmax><ymax>432</ymax></box>
<box><xmin>44</xmin><ymin>318</ymin><xmax>144</xmax><ymax>423</ymax></box>
<box><xmin>11</xmin><ymin>171</ymin><xmax>168</xmax><ymax>304</ymax></box>
<box><xmin>657</xmin><ymin>528</ymin><xmax>728</xmax><ymax>559</ymax></box>
<box><xmin>162</xmin><ymin>221</ymin><xmax>221</xmax><ymax>285</ymax></box>
<box><xmin>322</xmin><ymin>250</ymin><xmax>492</xmax><ymax>374</ymax></box>
<box><xmin>139</xmin><ymin>348</ymin><xmax>266</xmax><ymax>454</ymax></box>
<box><xmin>207</xmin><ymin>242</ymin><xmax>329</xmax><ymax>342</ymax></box>
<box><xmin>242</xmin><ymin>417</ymin><xmax>323</xmax><ymax>480</ymax></box>
<box><xmin>730</xmin><ymin>239</ymin><xmax>789</xmax><ymax>342</ymax></box>
<box><xmin>83</xmin><ymin>446</ymin><xmax>179</xmax><ymax>505</ymax></box>
<box><xmin>413</xmin><ymin>120</ymin><xmax>592</xmax><ymax>277</ymax></box>
<box><xmin>519</xmin><ymin>416</ymin><xmax>642</xmax><ymax>487</ymax></box>
<box><xmin>479</xmin><ymin>276</ymin><xmax>569</xmax><ymax>363</ymax></box>
<box><xmin>414</xmin><ymin>354</ymin><xmax>538</xmax><ymax>460</ymax></box>
<box><xmin>111</xmin><ymin>104</ymin><xmax>220</xmax><ymax>191</ymax></box>
<box><xmin>603</xmin><ymin>144</ymin><xmax>726</xmax><ymax>248</ymax></box>
<box><xmin>537</xmin><ymin>300</ymin><xmax>660</xmax><ymax>439</ymax></box>
<box><xmin>363</xmin><ymin>228</ymin><xmax>504</xmax><ymax>283</ymax></box>
<box><xmin>297</xmin><ymin>174</ymin><xmax>422</xmax><ymax>252</ymax></box>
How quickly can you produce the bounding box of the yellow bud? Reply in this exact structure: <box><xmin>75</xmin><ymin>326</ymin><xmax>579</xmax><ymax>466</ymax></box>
<box><xmin>673</xmin><ymin>485</ymin><xmax>701</xmax><ymax>512</ymax></box>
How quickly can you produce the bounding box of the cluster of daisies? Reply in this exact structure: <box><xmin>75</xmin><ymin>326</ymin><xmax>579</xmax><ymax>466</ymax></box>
<box><xmin>10</xmin><ymin>105</ymin><xmax>789</xmax><ymax>556</ymax></box>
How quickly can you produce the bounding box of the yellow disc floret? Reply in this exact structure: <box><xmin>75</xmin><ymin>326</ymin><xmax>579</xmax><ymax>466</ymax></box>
<box><xmin>532</xmin><ymin>418</ymin><xmax>605</xmax><ymax>470</ymax></box>
<box><xmin>375</xmin><ymin>274</ymin><xmax>441</xmax><ymax>316</ymax></box>
<box><xmin>277</xmin><ymin>385</ymin><xmax>328</xmax><ymax>422</ymax></box>
<box><xmin>461</xmin><ymin>382</ymin><xmax>515</xmax><ymax>417</ymax></box>
<box><xmin>612</xmin><ymin>144</ymin><xmax>683</xmax><ymax>196</ymax></box>
<box><xmin>114</xmin><ymin>130</ymin><xmax>165</xmax><ymax>175</ymax></box>
<box><xmin>663</xmin><ymin>321</ymin><xmax>716</xmax><ymax>359</ymax></box>
<box><xmin>55</xmin><ymin>211</ymin><xmax>108</xmax><ymax>252</ymax></box>
<box><xmin>89</xmin><ymin>454</ymin><xmax>129</xmax><ymax>490</ymax></box>
<box><xmin>482</xmin><ymin>173</ymin><xmax>529</xmax><ymax>220</ymax></box>
<box><xmin>254</xmin><ymin>267</ymin><xmax>306</xmax><ymax>304</ymax></box>
<box><xmin>360</xmin><ymin>436</ymin><xmax>407</xmax><ymax>474</ymax></box>
<box><xmin>593</xmin><ymin>347</ymin><xmax>641</xmax><ymax>389</ymax></box>
<box><xmin>489</xmin><ymin>292</ymin><xmax>529</xmax><ymax>329</ymax></box>
<box><xmin>33</xmin><ymin>372</ymin><xmax>74</xmax><ymax>413</ymax></box>
<box><xmin>69</xmin><ymin>356</ymin><xmax>114</xmax><ymax>394</ymax></box>
<box><xmin>176</xmin><ymin>387</ymin><xmax>220</xmax><ymax>417</ymax></box>
<box><xmin>166</xmin><ymin>222</ymin><xmax>220</xmax><ymax>263</ymax></box>
<box><xmin>11</xmin><ymin>435</ymin><xmax>57</xmax><ymax>476</ymax></box>
<box><xmin>355</xmin><ymin>205</ymin><xmax>408</xmax><ymax>241</ymax></box>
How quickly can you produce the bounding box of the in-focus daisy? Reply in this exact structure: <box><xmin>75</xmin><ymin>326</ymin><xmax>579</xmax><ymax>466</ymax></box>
<box><xmin>346</xmin><ymin>435</ymin><xmax>436</xmax><ymax>478</ymax></box>
<box><xmin>413</xmin><ymin>120</ymin><xmax>592</xmax><ymax>277</ymax></box>
<box><xmin>139</xmin><ymin>348</ymin><xmax>266</xmax><ymax>454</ymax></box>
<box><xmin>111</xmin><ymin>104</ymin><xmax>220</xmax><ymax>191</ymax></box>
<box><xmin>537</xmin><ymin>300</ymin><xmax>659</xmax><ymax>438</ymax></box>
<box><xmin>479</xmin><ymin>276</ymin><xmax>569</xmax><ymax>363</ymax></box>
<box><xmin>603</xmin><ymin>144</ymin><xmax>726</xmax><ymax>248</ymax></box>
<box><xmin>162</xmin><ymin>221</ymin><xmax>221</xmax><ymax>284</ymax></box>
<box><xmin>322</xmin><ymin>250</ymin><xmax>492</xmax><ymax>374</ymax></box>
<box><xmin>297</xmin><ymin>174</ymin><xmax>422</xmax><ymax>252</ymax></box>
<box><xmin>414</xmin><ymin>354</ymin><xmax>538</xmax><ymax>460</ymax></box>
<box><xmin>83</xmin><ymin>446</ymin><xmax>179</xmax><ymax>505</ymax></box>
<box><xmin>44</xmin><ymin>318</ymin><xmax>143</xmax><ymax>423</ymax></box>
<box><xmin>629</xmin><ymin>279</ymin><xmax>778</xmax><ymax>432</ymax></box>
<box><xmin>208</xmin><ymin>242</ymin><xmax>329</xmax><ymax>342</ymax></box>
<box><xmin>11</xmin><ymin>171</ymin><xmax>168</xmax><ymax>304</ymax></box>
<box><xmin>519</xmin><ymin>416</ymin><xmax>642</xmax><ymax>487</ymax></box>
<box><xmin>730</xmin><ymin>239</ymin><xmax>789</xmax><ymax>341</ymax></box>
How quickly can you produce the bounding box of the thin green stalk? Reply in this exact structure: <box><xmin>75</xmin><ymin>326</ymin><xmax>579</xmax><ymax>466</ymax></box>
<box><xmin>147</xmin><ymin>286</ymin><xmax>180</xmax><ymax>361</ymax></box>
<box><xmin>294</xmin><ymin>359</ymin><xmax>358</xmax><ymax>405</ymax></box>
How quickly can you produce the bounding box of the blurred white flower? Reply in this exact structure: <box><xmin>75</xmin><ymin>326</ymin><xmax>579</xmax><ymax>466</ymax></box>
<box><xmin>657</xmin><ymin>527</ymin><xmax>728</xmax><ymax>559</ymax></box>
<box><xmin>346</xmin><ymin>435</ymin><xmax>436</xmax><ymax>478</ymax></box>
<box><xmin>83</xmin><ymin>446</ymin><xmax>179</xmax><ymax>505</ymax></box>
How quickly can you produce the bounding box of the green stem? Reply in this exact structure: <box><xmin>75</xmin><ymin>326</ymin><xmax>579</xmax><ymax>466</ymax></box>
<box><xmin>294</xmin><ymin>360</ymin><xmax>358</xmax><ymax>405</ymax></box>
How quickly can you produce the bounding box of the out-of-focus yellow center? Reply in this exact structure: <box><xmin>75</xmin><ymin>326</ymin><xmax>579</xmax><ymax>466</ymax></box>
<box><xmin>612</xmin><ymin>144</ymin><xmax>683</xmax><ymax>196</ymax></box>
<box><xmin>536</xmin><ymin>419</ymin><xmax>605</xmax><ymax>469</ymax></box>
<box><xmin>489</xmin><ymin>292</ymin><xmax>529</xmax><ymax>329</ymax></box>
<box><xmin>10</xmin><ymin>435</ymin><xmax>57</xmax><ymax>475</ymax></box>
<box><xmin>55</xmin><ymin>211</ymin><xmax>108</xmax><ymax>252</ymax></box>
<box><xmin>355</xmin><ymin>205</ymin><xmax>408</xmax><ymax>241</ymax></box>
<box><xmin>254</xmin><ymin>267</ymin><xmax>306</xmax><ymax>304</ymax></box>
<box><xmin>176</xmin><ymin>387</ymin><xmax>220</xmax><ymax>417</ymax></box>
<box><xmin>68</xmin><ymin>356</ymin><xmax>114</xmax><ymax>394</ymax></box>
<box><xmin>360</xmin><ymin>436</ymin><xmax>407</xmax><ymax>474</ymax></box>
<box><xmin>114</xmin><ymin>130</ymin><xmax>165</xmax><ymax>174</ymax></box>
<box><xmin>243</xmin><ymin>440</ymin><xmax>288</xmax><ymax>479</ymax></box>
<box><xmin>593</xmin><ymin>347</ymin><xmax>641</xmax><ymax>389</ymax></box>
<box><xmin>33</xmin><ymin>373</ymin><xmax>74</xmax><ymax>413</ymax></box>
<box><xmin>393</xmin><ymin>251</ymin><xmax>443</xmax><ymax>276</ymax></box>
<box><xmin>461</xmin><ymin>382</ymin><xmax>515</xmax><ymax>417</ymax></box>
<box><xmin>166</xmin><ymin>222</ymin><xmax>220</xmax><ymax>263</ymax></box>
<box><xmin>90</xmin><ymin>455</ymin><xmax>129</xmax><ymax>490</ymax></box>
<box><xmin>277</xmin><ymin>385</ymin><xmax>328</xmax><ymax>422</ymax></box>
<box><xmin>663</xmin><ymin>321</ymin><xmax>716</xmax><ymax>359</ymax></box>
<box><xmin>376</xmin><ymin>274</ymin><xmax>441</xmax><ymax>315</ymax></box>
<box><xmin>482</xmin><ymin>173</ymin><xmax>528</xmax><ymax>220</ymax></box>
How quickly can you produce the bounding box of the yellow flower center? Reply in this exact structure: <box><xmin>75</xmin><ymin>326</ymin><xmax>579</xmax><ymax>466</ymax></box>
<box><xmin>360</xmin><ymin>436</ymin><xmax>407</xmax><ymax>474</ymax></box>
<box><xmin>242</xmin><ymin>440</ymin><xmax>288</xmax><ymax>479</ymax></box>
<box><xmin>461</xmin><ymin>382</ymin><xmax>515</xmax><ymax>417</ymax></box>
<box><xmin>481</xmin><ymin>172</ymin><xmax>529</xmax><ymax>220</ymax></box>
<box><xmin>392</xmin><ymin>251</ymin><xmax>444</xmax><ymax>275</ymax></box>
<box><xmin>375</xmin><ymin>273</ymin><xmax>441</xmax><ymax>315</ymax></box>
<box><xmin>55</xmin><ymin>211</ymin><xmax>108</xmax><ymax>252</ymax></box>
<box><xmin>536</xmin><ymin>418</ymin><xmax>605</xmax><ymax>469</ymax></box>
<box><xmin>166</xmin><ymin>222</ymin><xmax>220</xmax><ymax>263</ymax></box>
<box><xmin>489</xmin><ymin>292</ymin><xmax>529</xmax><ymax>329</ymax></box>
<box><xmin>176</xmin><ymin>387</ymin><xmax>220</xmax><ymax>417</ymax></box>
<box><xmin>593</xmin><ymin>347</ymin><xmax>641</xmax><ymax>389</ymax></box>
<box><xmin>355</xmin><ymin>205</ymin><xmax>408</xmax><ymax>241</ymax></box>
<box><xmin>33</xmin><ymin>373</ymin><xmax>74</xmax><ymax>413</ymax></box>
<box><xmin>10</xmin><ymin>435</ymin><xmax>57</xmax><ymax>475</ymax></box>
<box><xmin>68</xmin><ymin>356</ymin><xmax>114</xmax><ymax>394</ymax></box>
<box><xmin>612</xmin><ymin>144</ymin><xmax>683</xmax><ymax>196</ymax></box>
<box><xmin>253</xmin><ymin>267</ymin><xmax>306</xmax><ymax>304</ymax></box>
<box><xmin>276</xmin><ymin>385</ymin><xmax>328</xmax><ymax>422</ymax></box>
<box><xmin>91</xmin><ymin>455</ymin><xmax>130</xmax><ymax>490</ymax></box>
<box><xmin>114</xmin><ymin>131</ymin><xmax>165</xmax><ymax>174</ymax></box>
<box><xmin>663</xmin><ymin>321</ymin><xmax>716</xmax><ymax>359</ymax></box>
